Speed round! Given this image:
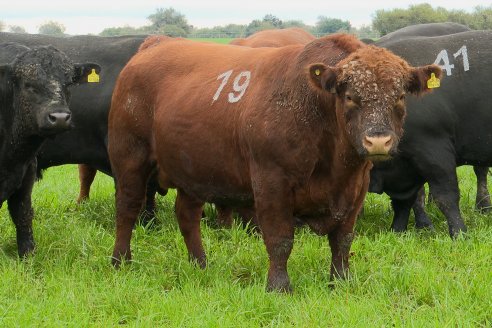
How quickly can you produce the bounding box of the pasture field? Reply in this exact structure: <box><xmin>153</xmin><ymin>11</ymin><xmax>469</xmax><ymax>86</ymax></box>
<box><xmin>0</xmin><ymin>164</ymin><xmax>490</xmax><ymax>327</ymax></box>
<box><xmin>189</xmin><ymin>38</ymin><xmax>234</xmax><ymax>44</ymax></box>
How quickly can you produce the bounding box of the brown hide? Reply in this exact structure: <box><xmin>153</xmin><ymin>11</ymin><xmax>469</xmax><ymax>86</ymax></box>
<box><xmin>230</xmin><ymin>27</ymin><xmax>315</xmax><ymax>47</ymax></box>
<box><xmin>108</xmin><ymin>34</ymin><xmax>440</xmax><ymax>291</ymax></box>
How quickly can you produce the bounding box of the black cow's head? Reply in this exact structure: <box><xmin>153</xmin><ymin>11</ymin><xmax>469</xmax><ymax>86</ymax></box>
<box><xmin>308</xmin><ymin>45</ymin><xmax>441</xmax><ymax>161</ymax></box>
<box><xmin>0</xmin><ymin>43</ymin><xmax>101</xmax><ymax>137</ymax></box>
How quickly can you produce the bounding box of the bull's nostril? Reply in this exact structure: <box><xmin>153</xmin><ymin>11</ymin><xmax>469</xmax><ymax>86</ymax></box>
<box><xmin>364</xmin><ymin>135</ymin><xmax>393</xmax><ymax>153</ymax></box>
<box><xmin>48</xmin><ymin>114</ymin><xmax>57</xmax><ymax>124</ymax></box>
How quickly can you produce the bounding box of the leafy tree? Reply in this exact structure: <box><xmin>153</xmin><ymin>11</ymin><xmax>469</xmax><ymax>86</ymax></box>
<box><xmin>147</xmin><ymin>7</ymin><xmax>191</xmax><ymax>34</ymax></box>
<box><xmin>99</xmin><ymin>25</ymin><xmax>149</xmax><ymax>36</ymax></box>
<box><xmin>157</xmin><ymin>25</ymin><xmax>187</xmax><ymax>37</ymax></box>
<box><xmin>9</xmin><ymin>25</ymin><xmax>27</xmax><ymax>34</ymax></box>
<box><xmin>38</xmin><ymin>21</ymin><xmax>66</xmax><ymax>35</ymax></box>
<box><xmin>282</xmin><ymin>20</ymin><xmax>308</xmax><ymax>29</ymax></box>
<box><xmin>245</xmin><ymin>19</ymin><xmax>275</xmax><ymax>36</ymax></box>
<box><xmin>315</xmin><ymin>16</ymin><xmax>351</xmax><ymax>34</ymax></box>
<box><xmin>371</xmin><ymin>3</ymin><xmax>492</xmax><ymax>36</ymax></box>
<box><xmin>470</xmin><ymin>6</ymin><xmax>492</xmax><ymax>29</ymax></box>
<box><xmin>263</xmin><ymin>14</ymin><xmax>282</xmax><ymax>28</ymax></box>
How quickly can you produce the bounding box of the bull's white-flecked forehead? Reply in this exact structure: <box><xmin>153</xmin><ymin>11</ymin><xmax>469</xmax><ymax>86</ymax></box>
<box><xmin>336</xmin><ymin>45</ymin><xmax>410</xmax><ymax>101</ymax></box>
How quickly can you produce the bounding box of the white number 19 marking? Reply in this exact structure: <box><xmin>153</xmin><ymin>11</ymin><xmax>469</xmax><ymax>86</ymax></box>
<box><xmin>212</xmin><ymin>69</ymin><xmax>251</xmax><ymax>104</ymax></box>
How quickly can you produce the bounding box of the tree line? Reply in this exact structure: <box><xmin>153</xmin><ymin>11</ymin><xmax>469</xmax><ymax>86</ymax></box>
<box><xmin>1</xmin><ymin>4</ymin><xmax>491</xmax><ymax>38</ymax></box>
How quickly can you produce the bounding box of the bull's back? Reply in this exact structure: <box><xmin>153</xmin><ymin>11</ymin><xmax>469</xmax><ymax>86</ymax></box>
<box><xmin>111</xmin><ymin>39</ymin><xmax>301</xmax><ymax>200</ymax></box>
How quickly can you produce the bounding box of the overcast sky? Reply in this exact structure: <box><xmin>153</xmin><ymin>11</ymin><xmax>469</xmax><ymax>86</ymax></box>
<box><xmin>2</xmin><ymin>0</ymin><xmax>490</xmax><ymax>35</ymax></box>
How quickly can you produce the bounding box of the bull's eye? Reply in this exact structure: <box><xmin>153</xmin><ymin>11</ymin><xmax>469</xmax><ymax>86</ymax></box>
<box><xmin>399</xmin><ymin>94</ymin><xmax>406</xmax><ymax>102</ymax></box>
<box><xmin>345</xmin><ymin>94</ymin><xmax>352</xmax><ymax>102</ymax></box>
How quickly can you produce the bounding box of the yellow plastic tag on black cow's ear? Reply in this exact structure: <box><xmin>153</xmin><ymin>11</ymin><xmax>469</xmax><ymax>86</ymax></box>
<box><xmin>427</xmin><ymin>73</ymin><xmax>440</xmax><ymax>89</ymax></box>
<box><xmin>88</xmin><ymin>69</ymin><xmax>100</xmax><ymax>83</ymax></box>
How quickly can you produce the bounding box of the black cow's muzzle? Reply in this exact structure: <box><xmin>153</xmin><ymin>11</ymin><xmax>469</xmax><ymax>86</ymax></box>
<box><xmin>38</xmin><ymin>109</ymin><xmax>72</xmax><ymax>135</ymax></box>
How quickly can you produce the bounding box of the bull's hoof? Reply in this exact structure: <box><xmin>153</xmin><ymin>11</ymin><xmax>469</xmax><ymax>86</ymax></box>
<box><xmin>189</xmin><ymin>255</ymin><xmax>207</xmax><ymax>269</ymax></box>
<box><xmin>111</xmin><ymin>250</ymin><xmax>131</xmax><ymax>267</ymax></box>
<box><xmin>266</xmin><ymin>273</ymin><xmax>292</xmax><ymax>293</ymax></box>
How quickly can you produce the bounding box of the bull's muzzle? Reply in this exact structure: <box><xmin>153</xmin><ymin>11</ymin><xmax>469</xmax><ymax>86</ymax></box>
<box><xmin>363</xmin><ymin>135</ymin><xmax>394</xmax><ymax>160</ymax></box>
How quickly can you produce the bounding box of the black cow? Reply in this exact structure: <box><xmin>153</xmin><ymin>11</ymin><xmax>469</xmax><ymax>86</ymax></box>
<box><xmin>369</xmin><ymin>30</ymin><xmax>492</xmax><ymax>237</ymax></box>
<box><xmin>0</xmin><ymin>33</ymin><xmax>157</xmax><ymax>215</ymax></box>
<box><xmin>374</xmin><ymin>23</ymin><xmax>491</xmax><ymax>224</ymax></box>
<box><xmin>377</xmin><ymin>22</ymin><xmax>471</xmax><ymax>42</ymax></box>
<box><xmin>0</xmin><ymin>42</ymin><xmax>99</xmax><ymax>256</ymax></box>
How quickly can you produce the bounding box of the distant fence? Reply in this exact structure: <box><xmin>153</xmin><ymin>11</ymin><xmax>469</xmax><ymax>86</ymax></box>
<box><xmin>187</xmin><ymin>31</ymin><xmax>380</xmax><ymax>40</ymax></box>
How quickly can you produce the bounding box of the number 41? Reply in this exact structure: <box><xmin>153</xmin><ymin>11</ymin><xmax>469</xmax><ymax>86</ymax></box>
<box><xmin>434</xmin><ymin>45</ymin><xmax>469</xmax><ymax>76</ymax></box>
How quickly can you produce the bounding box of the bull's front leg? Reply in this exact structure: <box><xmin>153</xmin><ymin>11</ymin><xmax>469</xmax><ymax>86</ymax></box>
<box><xmin>328</xmin><ymin>227</ymin><xmax>355</xmax><ymax>280</ymax></box>
<box><xmin>8</xmin><ymin>160</ymin><xmax>37</xmax><ymax>257</ymax></box>
<box><xmin>252</xmin><ymin>172</ymin><xmax>295</xmax><ymax>293</ymax></box>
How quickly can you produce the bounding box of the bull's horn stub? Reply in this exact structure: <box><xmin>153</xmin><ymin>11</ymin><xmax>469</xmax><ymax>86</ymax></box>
<box><xmin>427</xmin><ymin>73</ymin><xmax>440</xmax><ymax>89</ymax></box>
<box><xmin>88</xmin><ymin>69</ymin><xmax>100</xmax><ymax>83</ymax></box>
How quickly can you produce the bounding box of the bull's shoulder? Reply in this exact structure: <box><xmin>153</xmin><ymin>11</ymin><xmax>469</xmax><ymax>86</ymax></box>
<box><xmin>304</xmin><ymin>33</ymin><xmax>365</xmax><ymax>57</ymax></box>
<box><xmin>138</xmin><ymin>35</ymin><xmax>184</xmax><ymax>52</ymax></box>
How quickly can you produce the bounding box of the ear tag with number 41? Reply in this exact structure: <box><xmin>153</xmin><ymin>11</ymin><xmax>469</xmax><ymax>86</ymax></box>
<box><xmin>427</xmin><ymin>72</ymin><xmax>440</xmax><ymax>89</ymax></box>
<box><xmin>88</xmin><ymin>69</ymin><xmax>100</xmax><ymax>83</ymax></box>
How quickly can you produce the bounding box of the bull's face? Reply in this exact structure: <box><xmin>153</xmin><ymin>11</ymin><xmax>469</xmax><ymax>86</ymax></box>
<box><xmin>308</xmin><ymin>45</ymin><xmax>441</xmax><ymax>161</ymax></box>
<box><xmin>5</xmin><ymin>46</ymin><xmax>100</xmax><ymax>136</ymax></box>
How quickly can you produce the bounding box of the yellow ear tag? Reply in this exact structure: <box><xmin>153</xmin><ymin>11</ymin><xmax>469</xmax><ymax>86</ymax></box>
<box><xmin>427</xmin><ymin>72</ymin><xmax>440</xmax><ymax>89</ymax></box>
<box><xmin>315</xmin><ymin>69</ymin><xmax>321</xmax><ymax>76</ymax></box>
<box><xmin>87</xmin><ymin>69</ymin><xmax>100</xmax><ymax>83</ymax></box>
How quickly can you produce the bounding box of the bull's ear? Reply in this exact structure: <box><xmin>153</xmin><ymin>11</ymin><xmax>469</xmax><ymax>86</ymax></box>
<box><xmin>406</xmin><ymin>64</ymin><xmax>442</xmax><ymax>95</ymax></box>
<box><xmin>307</xmin><ymin>63</ymin><xmax>338</xmax><ymax>93</ymax></box>
<box><xmin>73</xmin><ymin>63</ymin><xmax>102</xmax><ymax>84</ymax></box>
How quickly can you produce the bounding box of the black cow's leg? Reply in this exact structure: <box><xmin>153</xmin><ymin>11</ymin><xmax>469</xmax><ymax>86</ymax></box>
<box><xmin>175</xmin><ymin>189</ymin><xmax>206</xmax><ymax>268</ymax></box>
<box><xmin>77</xmin><ymin>164</ymin><xmax>97</xmax><ymax>204</ymax></box>
<box><xmin>412</xmin><ymin>186</ymin><xmax>434</xmax><ymax>229</ymax></box>
<box><xmin>427</xmin><ymin>172</ymin><xmax>467</xmax><ymax>238</ymax></box>
<box><xmin>8</xmin><ymin>161</ymin><xmax>37</xmax><ymax>257</ymax></box>
<box><xmin>216</xmin><ymin>205</ymin><xmax>233</xmax><ymax>228</ymax></box>
<box><xmin>474</xmin><ymin>166</ymin><xmax>491</xmax><ymax>212</ymax></box>
<box><xmin>390</xmin><ymin>192</ymin><xmax>418</xmax><ymax>232</ymax></box>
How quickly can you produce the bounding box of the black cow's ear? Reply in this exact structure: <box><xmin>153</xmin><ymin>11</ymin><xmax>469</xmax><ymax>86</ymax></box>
<box><xmin>0</xmin><ymin>65</ymin><xmax>14</xmax><ymax>106</ymax></box>
<box><xmin>73</xmin><ymin>63</ymin><xmax>102</xmax><ymax>84</ymax></box>
<box><xmin>407</xmin><ymin>64</ymin><xmax>442</xmax><ymax>95</ymax></box>
<box><xmin>307</xmin><ymin>63</ymin><xmax>338</xmax><ymax>93</ymax></box>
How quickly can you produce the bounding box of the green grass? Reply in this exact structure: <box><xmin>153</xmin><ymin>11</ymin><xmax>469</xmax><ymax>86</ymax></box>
<box><xmin>188</xmin><ymin>38</ymin><xmax>234</xmax><ymax>44</ymax></box>
<box><xmin>0</xmin><ymin>165</ymin><xmax>490</xmax><ymax>326</ymax></box>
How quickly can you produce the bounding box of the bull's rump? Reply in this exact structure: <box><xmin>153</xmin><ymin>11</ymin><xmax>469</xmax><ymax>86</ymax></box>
<box><xmin>112</xmin><ymin>39</ymin><xmax>302</xmax><ymax>203</ymax></box>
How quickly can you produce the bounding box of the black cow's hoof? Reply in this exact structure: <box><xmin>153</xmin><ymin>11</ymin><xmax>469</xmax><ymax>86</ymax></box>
<box><xmin>449</xmin><ymin>224</ymin><xmax>467</xmax><ymax>239</ymax></box>
<box><xmin>415</xmin><ymin>221</ymin><xmax>434</xmax><ymax>230</ymax></box>
<box><xmin>390</xmin><ymin>224</ymin><xmax>408</xmax><ymax>233</ymax></box>
<box><xmin>17</xmin><ymin>241</ymin><xmax>35</xmax><ymax>258</ymax></box>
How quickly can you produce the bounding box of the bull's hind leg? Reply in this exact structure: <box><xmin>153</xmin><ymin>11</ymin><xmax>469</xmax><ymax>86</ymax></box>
<box><xmin>175</xmin><ymin>190</ymin><xmax>206</xmax><ymax>268</ymax></box>
<box><xmin>8</xmin><ymin>161</ymin><xmax>37</xmax><ymax>257</ymax></box>
<box><xmin>77</xmin><ymin>164</ymin><xmax>97</xmax><ymax>204</ymax></box>
<box><xmin>110</xmin><ymin>141</ymin><xmax>152</xmax><ymax>266</ymax></box>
